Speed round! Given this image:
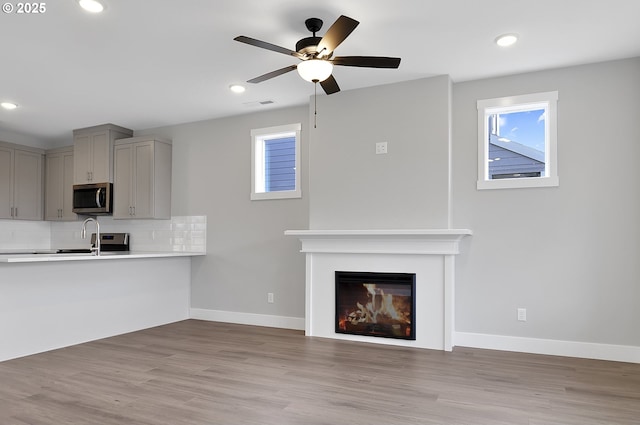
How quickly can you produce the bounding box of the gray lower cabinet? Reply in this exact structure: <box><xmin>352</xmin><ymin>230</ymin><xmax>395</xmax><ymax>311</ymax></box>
<box><xmin>45</xmin><ymin>146</ymin><xmax>77</xmax><ymax>221</ymax></box>
<box><xmin>113</xmin><ymin>137</ymin><xmax>172</xmax><ymax>219</ymax></box>
<box><xmin>0</xmin><ymin>142</ymin><xmax>44</xmax><ymax>220</ymax></box>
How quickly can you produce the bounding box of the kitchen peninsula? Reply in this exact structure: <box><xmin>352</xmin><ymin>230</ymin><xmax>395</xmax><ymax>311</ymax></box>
<box><xmin>0</xmin><ymin>216</ymin><xmax>206</xmax><ymax>362</ymax></box>
<box><xmin>0</xmin><ymin>255</ymin><xmax>200</xmax><ymax>362</ymax></box>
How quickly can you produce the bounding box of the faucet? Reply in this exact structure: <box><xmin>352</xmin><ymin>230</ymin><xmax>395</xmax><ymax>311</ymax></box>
<box><xmin>81</xmin><ymin>217</ymin><xmax>100</xmax><ymax>256</ymax></box>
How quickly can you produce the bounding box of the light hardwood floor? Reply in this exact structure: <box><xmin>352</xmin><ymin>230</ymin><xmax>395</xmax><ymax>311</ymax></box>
<box><xmin>1</xmin><ymin>320</ymin><xmax>639</xmax><ymax>424</ymax></box>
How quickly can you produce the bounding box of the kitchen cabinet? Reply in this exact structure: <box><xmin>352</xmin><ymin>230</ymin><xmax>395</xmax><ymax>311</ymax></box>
<box><xmin>45</xmin><ymin>146</ymin><xmax>77</xmax><ymax>221</ymax></box>
<box><xmin>113</xmin><ymin>136</ymin><xmax>172</xmax><ymax>219</ymax></box>
<box><xmin>73</xmin><ymin>123</ymin><xmax>133</xmax><ymax>184</ymax></box>
<box><xmin>0</xmin><ymin>142</ymin><xmax>44</xmax><ymax>220</ymax></box>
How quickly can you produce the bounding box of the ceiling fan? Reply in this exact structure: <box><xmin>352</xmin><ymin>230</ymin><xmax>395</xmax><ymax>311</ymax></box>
<box><xmin>234</xmin><ymin>15</ymin><xmax>401</xmax><ymax>95</ymax></box>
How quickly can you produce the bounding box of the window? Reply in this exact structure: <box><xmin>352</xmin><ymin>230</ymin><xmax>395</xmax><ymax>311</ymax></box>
<box><xmin>477</xmin><ymin>91</ymin><xmax>558</xmax><ymax>190</ymax></box>
<box><xmin>251</xmin><ymin>123</ymin><xmax>301</xmax><ymax>200</ymax></box>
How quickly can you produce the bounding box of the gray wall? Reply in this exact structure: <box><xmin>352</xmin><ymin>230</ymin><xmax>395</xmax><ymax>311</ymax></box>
<box><xmin>0</xmin><ymin>128</ymin><xmax>50</xmax><ymax>149</ymax></box>
<box><xmin>137</xmin><ymin>106</ymin><xmax>309</xmax><ymax>319</ymax></box>
<box><xmin>309</xmin><ymin>75</ymin><xmax>452</xmax><ymax>229</ymax></box>
<box><xmin>453</xmin><ymin>57</ymin><xmax>640</xmax><ymax>346</ymax></box>
<box><xmin>139</xmin><ymin>57</ymin><xmax>640</xmax><ymax>349</ymax></box>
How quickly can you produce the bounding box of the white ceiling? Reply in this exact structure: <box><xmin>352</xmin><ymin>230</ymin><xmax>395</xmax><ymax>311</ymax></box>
<box><xmin>2</xmin><ymin>0</ymin><xmax>639</xmax><ymax>146</ymax></box>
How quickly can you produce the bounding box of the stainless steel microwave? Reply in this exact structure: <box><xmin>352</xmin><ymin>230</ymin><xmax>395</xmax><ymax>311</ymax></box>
<box><xmin>72</xmin><ymin>183</ymin><xmax>113</xmax><ymax>215</ymax></box>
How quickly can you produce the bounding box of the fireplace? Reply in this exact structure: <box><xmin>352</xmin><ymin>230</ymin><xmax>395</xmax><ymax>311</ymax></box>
<box><xmin>335</xmin><ymin>271</ymin><xmax>416</xmax><ymax>340</ymax></box>
<box><xmin>285</xmin><ymin>229</ymin><xmax>471</xmax><ymax>350</ymax></box>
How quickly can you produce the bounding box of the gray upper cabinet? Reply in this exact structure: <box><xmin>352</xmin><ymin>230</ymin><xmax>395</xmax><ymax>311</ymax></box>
<box><xmin>73</xmin><ymin>124</ymin><xmax>133</xmax><ymax>184</ymax></box>
<box><xmin>45</xmin><ymin>146</ymin><xmax>77</xmax><ymax>221</ymax></box>
<box><xmin>113</xmin><ymin>136</ymin><xmax>172</xmax><ymax>220</ymax></box>
<box><xmin>0</xmin><ymin>142</ymin><xmax>44</xmax><ymax>220</ymax></box>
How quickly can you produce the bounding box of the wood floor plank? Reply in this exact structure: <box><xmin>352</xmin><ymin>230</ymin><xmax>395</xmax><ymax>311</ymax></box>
<box><xmin>1</xmin><ymin>320</ymin><xmax>639</xmax><ymax>424</ymax></box>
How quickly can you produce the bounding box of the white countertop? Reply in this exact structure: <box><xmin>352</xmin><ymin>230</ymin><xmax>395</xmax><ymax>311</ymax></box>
<box><xmin>0</xmin><ymin>251</ymin><xmax>206</xmax><ymax>263</ymax></box>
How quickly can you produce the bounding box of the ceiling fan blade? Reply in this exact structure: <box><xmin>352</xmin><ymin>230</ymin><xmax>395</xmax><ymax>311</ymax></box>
<box><xmin>247</xmin><ymin>65</ymin><xmax>298</xmax><ymax>83</ymax></box>
<box><xmin>332</xmin><ymin>56</ymin><xmax>401</xmax><ymax>68</ymax></box>
<box><xmin>234</xmin><ymin>36</ymin><xmax>303</xmax><ymax>59</ymax></box>
<box><xmin>316</xmin><ymin>15</ymin><xmax>359</xmax><ymax>56</ymax></box>
<box><xmin>320</xmin><ymin>75</ymin><xmax>340</xmax><ymax>95</ymax></box>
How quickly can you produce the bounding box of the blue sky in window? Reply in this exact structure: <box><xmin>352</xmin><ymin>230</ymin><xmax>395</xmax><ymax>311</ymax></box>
<box><xmin>498</xmin><ymin>109</ymin><xmax>545</xmax><ymax>152</ymax></box>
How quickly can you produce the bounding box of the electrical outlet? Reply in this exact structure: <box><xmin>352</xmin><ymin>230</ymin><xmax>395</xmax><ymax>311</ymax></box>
<box><xmin>517</xmin><ymin>308</ymin><xmax>527</xmax><ymax>322</ymax></box>
<box><xmin>267</xmin><ymin>292</ymin><xmax>274</xmax><ymax>304</ymax></box>
<box><xmin>375</xmin><ymin>142</ymin><xmax>388</xmax><ymax>154</ymax></box>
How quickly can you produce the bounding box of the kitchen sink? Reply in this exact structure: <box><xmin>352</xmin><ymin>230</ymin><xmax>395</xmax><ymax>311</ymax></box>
<box><xmin>0</xmin><ymin>250</ymin><xmax>121</xmax><ymax>256</ymax></box>
<box><xmin>54</xmin><ymin>249</ymin><xmax>93</xmax><ymax>254</ymax></box>
<box><xmin>47</xmin><ymin>249</ymin><xmax>123</xmax><ymax>256</ymax></box>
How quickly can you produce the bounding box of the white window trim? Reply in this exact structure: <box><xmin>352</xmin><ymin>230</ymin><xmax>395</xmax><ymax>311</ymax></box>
<box><xmin>251</xmin><ymin>123</ymin><xmax>302</xmax><ymax>200</ymax></box>
<box><xmin>477</xmin><ymin>91</ymin><xmax>559</xmax><ymax>190</ymax></box>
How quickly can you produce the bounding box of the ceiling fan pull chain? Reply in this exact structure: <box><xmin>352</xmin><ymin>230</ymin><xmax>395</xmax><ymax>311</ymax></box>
<box><xmin>314</xmin><ymin>82</ymin><xmax>318</xmax><ymax>128</ymax></box>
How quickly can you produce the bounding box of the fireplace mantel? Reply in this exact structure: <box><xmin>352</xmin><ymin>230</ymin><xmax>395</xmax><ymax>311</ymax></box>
<box><xmin>286</xmin><ymin>229</ymin><xmax>472</xmax><ymax>351</ymax></box>
<box><xmin>284</xmin><ymin>229</ymin><xmax>471</xmax><ymax>255</ymax></box>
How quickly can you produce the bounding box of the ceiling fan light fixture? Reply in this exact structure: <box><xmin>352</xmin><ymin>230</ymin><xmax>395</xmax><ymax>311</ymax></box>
<box><xmin>297</xmin><ymin>59</ymin><xmax>333</xmax><ymax>83</ymax></box>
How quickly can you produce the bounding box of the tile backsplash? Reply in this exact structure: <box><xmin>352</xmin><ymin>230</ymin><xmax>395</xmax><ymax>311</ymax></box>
<box><xmin>0</xmin><ymin>220</ymin><xmax>51</xmax><ymax>251</ymax></box>
<box><xmin>0</xmin><ymin>216</ymin><xmax>206</xmax><ymax>253</ymax></box>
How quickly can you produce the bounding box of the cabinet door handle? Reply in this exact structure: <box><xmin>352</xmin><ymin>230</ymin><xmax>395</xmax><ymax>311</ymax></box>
<box><xmin>132</xmin><ymin>206</ymin><xmax>135</xmax><ymax>216</ymax></box>
<box><xmin>14</xmin><ymin>207</ymin><xmax>17</xmax><ymax>217</ymax></box>
<box><xmin>10</xmin><ymin>207</ymin><xmax>14</xmax><ymax>217</ymax></box>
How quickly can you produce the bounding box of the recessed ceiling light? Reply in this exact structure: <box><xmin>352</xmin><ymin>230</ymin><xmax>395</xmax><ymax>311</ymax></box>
<box><xmin>229</xmin><ymin>84</ymin><xmax>246</xmax><ymax>93</ymax></box>
<box><xmin>1</xmin><ymin>102</ymin><xmax>18</xmax><ymax>110</ymax></box>
<box><xmin>78</xmin><ymin>0</ymin><xmax>104</xmax><ymax>13</ymax></box>
<box><xmin>495</xmin><ymin>33</ymin><xmax>519</xmax><ymax>47</ymax></box>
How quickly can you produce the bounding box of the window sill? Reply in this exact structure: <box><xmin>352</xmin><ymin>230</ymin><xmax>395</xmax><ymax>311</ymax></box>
<box><xmin>477</xmin><ymin>175</ymin><xmax>559</xmax><ymax>190</ymax></box>
<box><xmin>251</xmin><ymin>189</ymin><xmax>302</xmax><ymax>201</ymax></box>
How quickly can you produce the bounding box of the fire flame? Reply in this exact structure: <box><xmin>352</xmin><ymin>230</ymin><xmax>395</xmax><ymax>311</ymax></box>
<box><xmin>344</xmin><ymin>283</ymin><xmax>411</xmax><ymax>326</ymax></box>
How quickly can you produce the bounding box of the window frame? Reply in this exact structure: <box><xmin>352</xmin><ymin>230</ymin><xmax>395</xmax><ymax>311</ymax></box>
<box><xmin>251</xmin><ymin>123</ymin><xmax>302</xmax><ymax>200</ymax></box>
<box><xmin>477</xmin><ymin>91</ymin><xmax>559</xmax><ymax>190</ymax></box>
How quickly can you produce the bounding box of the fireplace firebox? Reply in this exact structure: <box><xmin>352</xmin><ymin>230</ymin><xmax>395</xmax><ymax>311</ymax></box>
<box><xmin>335</xmin><ymin>271</ymin><xmax>416</xmax><ymax>340</ymax></box>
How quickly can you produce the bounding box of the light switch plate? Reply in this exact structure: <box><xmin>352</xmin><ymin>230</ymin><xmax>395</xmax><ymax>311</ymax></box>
<box><xmin>517</xmin><ymin>308</ymin><xmax>527</xmax><ymax>321</ymax></box>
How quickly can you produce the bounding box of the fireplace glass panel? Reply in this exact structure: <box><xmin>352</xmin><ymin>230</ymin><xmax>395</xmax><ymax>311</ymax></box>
<box><xmin>335</xmin><ymin>271</ymin><xmax>416</xmax><ymax>340</ymax></box>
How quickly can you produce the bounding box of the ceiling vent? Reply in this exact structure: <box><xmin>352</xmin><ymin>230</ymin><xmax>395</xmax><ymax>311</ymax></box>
<box><xmin>242</xmin><ymin>100</ymin><xmax>275</xmax><ymax>107</ymax></box>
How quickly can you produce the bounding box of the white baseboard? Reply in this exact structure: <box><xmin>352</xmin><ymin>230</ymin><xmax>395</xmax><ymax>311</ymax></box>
<box><xmin>186</xmin><ymin>313</ymin><xmax>640</xmax><ymax>364</ymax></box>
<box><xmin>190</xmin><ymin>308</ymin><xmax>305</xmax><ymax>331</ymax></box>
<box><xmin>455</xmin><ymin>331</ymin><xmax>640</xmax><ymax>364</ymax></box>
